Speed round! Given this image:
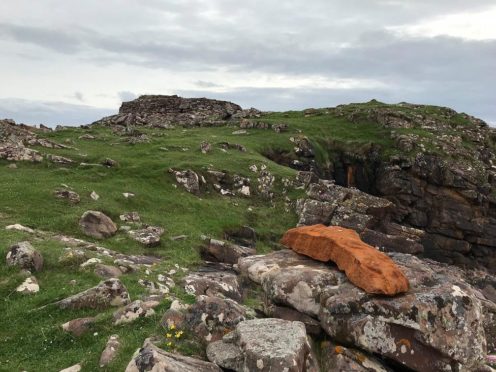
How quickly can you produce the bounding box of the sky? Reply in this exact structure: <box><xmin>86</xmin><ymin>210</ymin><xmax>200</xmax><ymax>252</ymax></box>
<box><xmin>0</xmin><ymin>0</ymin><xmax>495</xmax><ymax>126</ymax></box>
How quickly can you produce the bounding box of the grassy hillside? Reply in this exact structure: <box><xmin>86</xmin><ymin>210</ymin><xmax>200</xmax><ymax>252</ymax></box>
<box><xmin>1</xmin><ymin>101</ymin><xmax>489</xmax><ymax>371</ymax></box>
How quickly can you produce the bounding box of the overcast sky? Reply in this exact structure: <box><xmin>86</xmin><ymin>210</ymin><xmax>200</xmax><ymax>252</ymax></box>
<box><xmin>0</xmin><ymin>0</ymin><xmax>495</xmax><ymax>126</ymax></box>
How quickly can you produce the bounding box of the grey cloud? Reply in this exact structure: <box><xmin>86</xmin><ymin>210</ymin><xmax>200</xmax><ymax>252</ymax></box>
<box><xmin>0</xmin><ymin>98</ymin><xmax>115</xmax><ymax>127</ymax></box>
<box><xmin>118</xmin><ymin>91</ymin><xmax>138</xmax><ymax>102</ymax></box>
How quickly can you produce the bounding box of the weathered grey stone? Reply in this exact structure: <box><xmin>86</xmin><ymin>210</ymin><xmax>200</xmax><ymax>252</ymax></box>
<box><xmin>125</xmin><ymin>339</ymin><xmax>222</xmax><ymax>372</ymax></box>
<box><xmin>99</xmin><ymin>335</ymin><xmax>121</xmax><ymax>367</ymax></box>
<box><xmin>54</xmin><ymin>189</ymin><xmax>80</xmax><ymax>204</ymax></box>
<box><xmin>207</xmin><ymin>318</ymin><xmax>317</xmax><ymax>372</ymax></box>
<box><xmin>170</xmin><ymin>169</ymin><xmax>201</xmax><ymax>195</ymax></box>
<box><xmin>6</xmin><ymin>241</ymin><xmax>43</xmax><ymax>272</ymax></box>
<box><xmin>113</xmin><ymin>300</ymin><xmax>159</xmax><ymax>325</ymax></box>
<box><xmin>128</xmin><ymin>226</ymin><xmax>164</xmax><ymax>247</ymax></box>
<box><xmin>16</xmin><ymin>276</ymin><xmax>39</xmax><ymax>294</ymax></box>
<box><xmin>240</xmin><ymin>249</ymin><xmax>490</xmax><ymax>371</ymax></box>
<box><xmin>94</xmin><ymin>264</ymin><xmax>123</xmax><ymax>278</ymax></box>
<box><xmin>183</xmin><ymin>264</ymin><xmax>243</xmax><ymax>301</ymax></box>
<box><xmin>184</xmin><ymin>295</ymin><xmax>247</xmax><ymax>343</ymax></box>
<box><xmin>319</xmin><ymin>341</ymin><xmax>391</xmax><ymax>372</ymax></box>
<box><xmin>202</xmin><ymin>238</ymin><xmax>255</xmax><ymax>264</ymax></box>
<box><xmin>61</xmin><ymin>317</ymin><xmax>96</xmax><ymax>337</ymax></box>
<box><xmin>79</xmin><ymin>211</ymin><xmax>117</xmax><ymax>239</ymax></box>
<box><xmin>57</xmin><ymin>278</ymin><xmax>130</xmax><ymax>310</ymax></box>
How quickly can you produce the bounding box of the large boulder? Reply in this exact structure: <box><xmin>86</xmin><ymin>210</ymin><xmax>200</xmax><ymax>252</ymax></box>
<box><xmin>56</xmin><ymin>278</ymin><xmax>130</xmax><ymax>310</ymax></box>
<box><xmin>206</xmin><ymin>318</ymin><xmax>318</xmax><ymax>372</ymax></box>
<box><xmin>280</xmin><ymin>224</ymin><xmax>409</xmax><ymax>295</ymax></box>
<box><xmin>79</xmin><ymin>211</ymin><xmax>117</xmax><ymax>239</ymax></box>
<box><xmin>6</xmin><ymin>241</ymin><xmax>43</xmax><ymax>272</ymax></box>
<box><xmin>125</xmin><ymin>339</ymin><xmax>222</xmax><ymax>372</ymax></box>
<box><xmin>239</xmin><ymin>250</ymin><xmax>491</xmax><ymax>371</ymax></box>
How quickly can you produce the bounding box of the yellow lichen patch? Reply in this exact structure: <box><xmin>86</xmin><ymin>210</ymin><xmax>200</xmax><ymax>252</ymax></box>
<box><xmin>335</xmin><ymin>346</ymin><xmax>345</xmax><ymax>354</ymax></box>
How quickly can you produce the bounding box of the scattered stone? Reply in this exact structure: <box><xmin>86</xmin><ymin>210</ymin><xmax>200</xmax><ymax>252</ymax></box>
<box><xmin>231</xmin><ymin>130</ymin><xmax>247</xmax><ymax>135</ymax></box>
<box><xmin>59</xmin><ymin>364</ymin><xmax>82</xmax><ymax>372</ymax></box>
<box><xmin>99</xmin><ymin>335</ymin><xmax>121</xmax><ymax>367</ymax></box>
<box><xmin>78</xmin><ymin>134</ymin><xmax>96</xmax><ymax>140</ymax></box>
<box><xmin>6</xmin><ymin>241</ymin><xmax>43</xmax><ymax>272</ymax></box>
<box><xmin>16</xmin><ymin>276</ymin><xmax>39</xmax><ymax>294</ymax></box>
<box><xmin>280</xmin><ymin>224</ymin><xmax>410</xmax><ymax>295</ymax></box>
<box><xmin>113</xmin><ymin>300</ymin><xmax>159</xmax><ymax>325</ymax></box>
<box><xmin>62</xmin><ymin>317</ymin><xmax>96</xmax><ymax>337</ymax></box>
<box><xmin>170</xmin><ymin>169</ymin><xmax>200</xmax><ymax>195</ymax></box>
<box><xmin>207</xmin><ymin>318</ymin><xmax>317</xmax><ymax>372</ymax></box>
<box><xmin>202</xmin><ymin>238</ymin><xmax>255</xmax><ymax>264</ymax></box>
<box><xmin>79</xmin><ymin>257</ymin><xmax>102</xmax><ymax>268</ymax></box>
<box><xmin>119</xmin><ymin>212</ymin><xmax>141</xmax><ymax>223</ymax></box>
<box><xmin>47</xmin><ymin>154</ymin><xmax>74</xmax><ymax>164</ymax></box>
<box><xmin>122</xmin><ymin>192</ymin><xmax>135</xmax><ymax>198</ymax></box>
<box><xmin>218</xmin><ymin>142</ymin><xmax>246</xmax><ymax>152</ymax></box>
<box><xmin>90</xmin><ymin>191</ymin><xmax>100</xmax><ymax>201</ymax></box>
<box><xmin>102</xmin><ymin>158</ymin><xmax>118</xmax><ymax>167</ymax></box>
<box><xmin>7</xmin><ymin>163</ymin><xmax>17</xmax><ymax>169</ymax></box>
<box><xmin>125</xmin><ymin>338</ymin><xmax>222</xmax><ymax>372</ymax></box>
<box><xmin>138</xmin><ymin>279</ymin><xmax>170</xmax><ymax>294</ymax></box>
<box><xmin>79</xmin><ymin>211</ymin><xmax>118</xmax><ymax>239</ymax></box>
<box><xmin>59</xmin><ymin>249</ymin><xmax>87</xmax><ymax>266</ymax></box>
<box><xmin>224</xmin><ymin>226</ymin><xmax>257</xmax><ymax>248</ymax></box>
<box><xmin>128</xmin><ymin>226</ymin><xmax>164</xmax><ymax>247</ymax></box>
<box><xmin>5</xmin><ymin>224</ymin><xmax>35</xmax><ymax>234</ymax></box>
<box><xmin>54</xmin><ymin>189</ymin><xmax>80</xmax><ymax>204</ymax></box>
<box><xmin>56</xmin><ymin>278</ymin><xmax>130</xmax><ymax>310</ymax></box>
<box><xmin>170</xmin><ymin>235</ymin><xmax>187</xmax><ymax>241</ymax></box>
<box><xmin>94</xmin><ymin>264</ymin><xmax>123</xmax><ymax>278</ymax></box>
<box><xmin>200</xmin><ymin>141</ymin><xmax>212</xmax><ymax>154</ymax></box>
<box><xmin>272</xmin><ymin>123</ymin><xmax>288</xmax><ymax>133</ymax></box>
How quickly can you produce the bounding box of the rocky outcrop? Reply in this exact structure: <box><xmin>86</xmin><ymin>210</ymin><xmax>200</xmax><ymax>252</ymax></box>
<box><xmin>207</xmin><ymin>318</ymin><xmax>318</xmax><ymax>372</ymax></box>
<box><xmin>6</xmin><ymin>241</ymin><xmax>43</xmax><ymax>272</ymax></box>
<box><xmin>183</xmin><ymin>264</ymin><xmax>243</xmax><ymax>301</ymax></box>
<box><xmin>239</xmin><ymin>249</ymin><xmax>492</xmax><ymax>371</ymax></box>
<box><xmin>94</xmin><ymin>95</ymin><xmax>242</xmax><ymax>128</ymax></box>
<box><xmin>79</xmin><ymin>211</ymin><xmax>118</xmax><ymax>239</ymax></box>
<box><xmin>281</xmin><ymin>224</ymin><xmax>409</xmax><ymax>295</ymax></box>
<box><xmin>296</xmin><ymin>180</ymin><xmax>425</xmax><ymax>255</ymax></box>
<box><xmin>125</xmin><ymin>339</ymin><xmax>222</xmax><ymax>372</ymax></box>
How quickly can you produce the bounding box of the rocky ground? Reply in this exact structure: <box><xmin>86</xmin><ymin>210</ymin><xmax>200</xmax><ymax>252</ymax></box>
<box><xmin>0</xmin><ymin>95</ymin><xmax>495</xmax><ymax>371</ymax></box>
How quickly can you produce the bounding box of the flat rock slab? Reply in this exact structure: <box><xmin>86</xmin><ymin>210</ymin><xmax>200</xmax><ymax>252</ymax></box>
<box><xmin>280</xmin><ymin>224</ymin><xmax>409</xmax><ymax>295</ymax></box>
<box><xmin>126</xmin><ymin>339</ymin><xmax>221</xmax><ymax>372</ymax></box>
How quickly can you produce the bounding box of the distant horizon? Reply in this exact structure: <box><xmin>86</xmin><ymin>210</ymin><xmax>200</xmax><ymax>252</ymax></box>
<box><xmin>1</xmin><ymin>94</ymin><xmax>495</xmax><ymax>128</ymax></box>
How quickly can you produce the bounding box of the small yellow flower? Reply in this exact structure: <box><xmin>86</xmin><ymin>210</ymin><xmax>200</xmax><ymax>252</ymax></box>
<box><xmin>166</xmin><ymin>333</ymin><xmax>172</xmax><ymax>338</ymax></box>
<box><xmin>167</xmin><ymin>342</ymin><xmax>172</xmax><ymax>347</ymax></box>
<box><xmin>169</xmin><ymin>324</ymin><xmax>176</xmax><ymax>330</ymax></box>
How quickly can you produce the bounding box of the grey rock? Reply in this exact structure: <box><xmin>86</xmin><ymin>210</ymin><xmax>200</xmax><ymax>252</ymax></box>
<box><xmin>99</xmin><ymin>335</ymin><xmax>121</xmax><ymax>367</ymax></box>
<box><xmin>113</xmin><ymin>300</ymin><xmax>159</xmax><ymax>325</ymax></box>
<box><xmin>6</xmin><ymin>241</ymin><xmax>43</xmax><ymax>272</ymax></box>
<box><xmin>79</xmin><ymin>211</ymin><xmax>117</xmax><ymax>239</ymax></box>
<box><xmin>183</xmin><ymin>264</ymin><xmax>243</xmax><ymax>301</ymax></box>
<box><xmin>57</xmin><ymin>278</ymin><xmax>130</xmax><ymax>310</ymax></box>
<box><xmin>202</xmin><ymin>238</ymin><xmax>255</xmax><ymax>264</ymax></box>
<box><xmin>61</xmin><ymin>317</ymin><xmax>96</xmax><ymax>337</ymax></box>
<box><xmin>207</xmin><ymin>318</ymin><xmax>317</xmax><ymax>372</ymax></box>
<box><xmin>128</xmin><ymin>226</ymin><xmax>164</xmax><ymax>247</ymax></box>
<box><xmin>54</xmin><ymin>189</ymin><xmax>80</xmax><ymax>204</ymax></box>
<box><xmin>125</xmin><ymin>338</ymin><xmax>222</xmax><ymax>372</ymax></box>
